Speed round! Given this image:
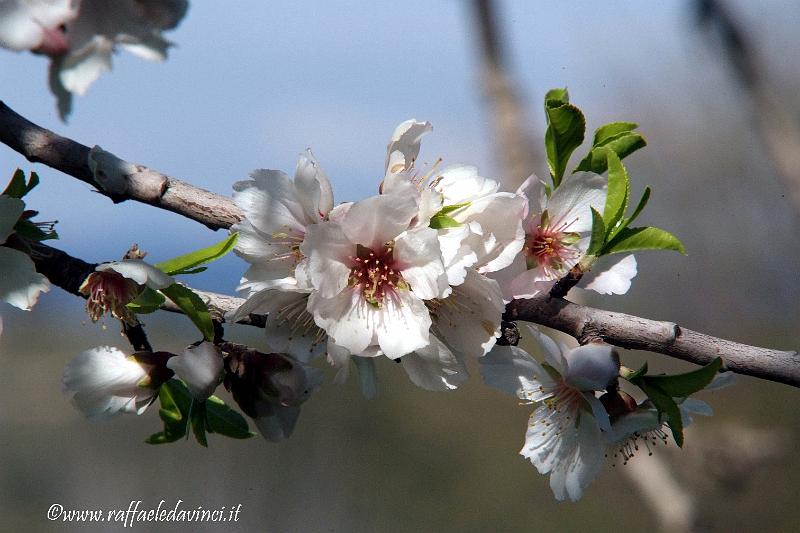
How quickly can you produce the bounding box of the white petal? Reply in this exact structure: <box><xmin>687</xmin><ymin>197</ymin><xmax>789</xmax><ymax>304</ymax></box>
<box><xmin>264</xmin><ymin>290</ymin><xmax>327</xmax><ymax>363</ymax></box>
<box><xmin>294</xmin><ymin>149</ymin><xmax>333</xmax><ymax>220</ymax></box>
<box><xmin>233</xmin><ymin>169</ymin><xmax>309</xmax><ymax>235</ymax></box>
<box><xmin>403</xmin><ymin>335</ymin><xmax>468</xmax><ymax>391</ymax></box>
<box><xmin>0</xmin><ymin>196</ymin><xmax>24</xmax><ymax>243</ymax></box>
<box><xmin>433</xmin><ymin>270</ymin><xmax>503</xmax><ymax>358</ymax></box>
<box><xmin>58</xmin><ymin>35</ymin><xmax>114</xmax><ymax>95</ymax></box>
<box><xmin>383</xmin><ymin>119</ymin><xmax>432</xmax><ymax>178</ymax></box>
<box><xmin>166</xmin><ymin>342</ymin><xmax>223</xmax><ymax>400</ymax></box>
<box><xmin>549</xmin><ymin>409</ymin><xmax>606</xmax><ymax>502</ymax></box>
<box><xmin>0</xmin><ymin>247</ymin><xmax>51</xmax><ymax>310</ymax></box>
<box><xmin>374</xmin><ymin>290</ymin><xmax>432</xmax><ymax>359</ymax></box>
<box><xmin>545</xmin><ymin>171</ymin><xmax>607</xmax><ymax>233</ymax></box>
<box><xmin>584</xmin><ymin>255</ymin><xmax>637</xmax><ymax>295</ymax></box>
<box><xmin>523</xmin><ymin>324</ymin><xmax>568</xmax><ymax>376</ymax></box>
<box><xmin>605</xmin><ymin>407</ymin><xmax>660</xmax><ymax>446</ymax></box>
<box><xmin>432</xmin><ymin>164</ymin><xmax>498</xmax><ymax>204</ymax></box>
<box><xmin>301</xmin><ymin>222</ymin><xmax>352</xmax><ymax>298</ymax></box>
<box><xmin>100</xmin><ymin>260</ymin><xmax>173</xmax><ymax>289</ymax></box>
<box><xmin>308</xmin><ymin>289</ymin><xmax>373</xmax><ymax>356</ymax></box>
<box><xmin>480</xmin><ymin>344</ymin><xmax>553</xmax><ymax>397</ymax></box>
<box><xmin>394</xmin><ymin>227</ymin><xmax>448</xmax><ymax>300</ymax></box>
<box><xmin>341</xmin><ymin>194</ymin><xmax>417</xmax><ymax>250</ymax></box>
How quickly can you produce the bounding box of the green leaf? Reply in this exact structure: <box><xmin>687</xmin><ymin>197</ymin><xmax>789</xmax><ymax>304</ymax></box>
<box><xmin>638</xmin><ymin>381</ymin><xmax>684</xmax><ymax>447</ymax></box>
<box><xmin>159</xmin><ymin>283</ymin><xmax>215</xmax><ymax>341</ymax></box>
<box><xmin>126</xmin><ymin>287</ymin><xmax>166</xmax><ymax>314</ymax></box>
<box><xmin>623</xmin><ymin>187</ymin><xmax>651</xmax><ymax>228</ymax></box>
<box><xmin>544</xmin><ymin>89</ymin><xmax>586</xmax><ymax>187</ymax></box>
<box><xmin>603</xmin><ymin>226</ymin><xmax>686</xmax><ymax>255</ymax></box>
<box><xmin>574</xmin><ymin>132</ymin><xmax>647</xmax><ymax>174</ymax></box>
<box><xmin>544</xmin><ymin>88</ymin><xmax>569</xmax><ymax>104</ymax></box>
<box><xmin>2</xmin><ymin>169</ymin><xmax>39</xmax><ymax>199</ymax></box>
<box><xmin>641</xmin><ymin>358</ymin><xmax>723</xmax><ymax>398</ymax></box>
<box><xmin>586</xmin><ymin>207</ymin><xmax>606</xmax><ymax>256</ymax></box>
<box><xmin>603</xmin><ymin>150</ymin><xmax>630</xmax><ymax>237</ymax></box>
<box><xmin>592</xmin><ymin>122</ymin><xmax>638</xmax><ymax>146</ymax></box>
<box><xmin>146</xmin><ymin>379</ymin><xmax>192</xmax><ymax>444</ymax></box>
<box><xmin>205</xmin><ymin>395</ymin><xmax>255</xmax><ymax>439</ymax></box>
<box><xmin>429</xmin><ymin>213</ymin><xmax>461</xmax><ymax>229</ymax></box>
<box><xmin>155</xmin><ymin>233</ymin><xmax>239</xmax><ymax>276</ymax></box>
<box><xmin>190</xmin><ymin>400</ymin><xmax>208</xmax><ymax>447</ymax></box>
<box><xmin>437</xmin><ymin>201</ymin><xmax>471</xmax><ymax>215</ymax></box>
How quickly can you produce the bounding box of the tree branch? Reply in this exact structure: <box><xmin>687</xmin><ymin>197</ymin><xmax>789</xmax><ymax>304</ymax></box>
<box><xmin>505</xmin><ymin>297</ymin><xmax>800</xmax><ymax>387</ymax></box>
<box><xmin>0</xmin><ymin>100</ymin><xmax>242</xmax><ymax>230</ymax></box>
<box><xmin>27</xmin><ymin>240</ymin><xmax>800</xmax><ymax>388</ymax></box>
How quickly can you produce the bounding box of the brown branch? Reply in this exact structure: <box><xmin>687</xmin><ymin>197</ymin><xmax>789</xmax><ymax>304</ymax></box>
<box><xmin>0</xmin><ymin>100</ymin><xmax>242</xmax><ymax>230</ymax></box>
<box><xmin>28</xmin><ymin>241</ymin><xmax>800</xmax><ymax>388</ymax></box>
<box><xmin>505</xmin><ymin>297</ymin><xmax>800</xmax><ymax>387</ymax></box>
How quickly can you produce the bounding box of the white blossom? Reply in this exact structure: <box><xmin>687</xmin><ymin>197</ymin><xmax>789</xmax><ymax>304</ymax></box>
<box><xmin>62</xmin><ymin>346</ymin><xmax>159</xmax><ymax>420</ymax></box>
<box><xmin>480</xmin><ymin>327</ymin><xmax>619</xmax><ymax>501</ymax></box>
<box><xmin>0</xmin><ymin>0</ymin><xmax>75</xmax><ymax>52</ymax></box>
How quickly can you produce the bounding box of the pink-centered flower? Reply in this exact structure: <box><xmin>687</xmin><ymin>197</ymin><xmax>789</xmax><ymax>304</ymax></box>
<box><xmin>303</xmin><ymin>193</ymin><xmax>448</xmax><ymax>359</ymax></box>
<box><xmin>480</xmin><ymin>327</ymin><xmax>620</xmax><ymax>501</ymax></box>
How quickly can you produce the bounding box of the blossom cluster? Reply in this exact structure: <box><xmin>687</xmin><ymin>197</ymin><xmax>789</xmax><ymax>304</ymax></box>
<box><xmin>229</xmin><ymin>120</ymin><xmax>635</xmax><ymax>393</ymax></box>
<box><xmin>49</xmin><ymin>108</ymin><xmax>725</xmax><ymax>503</ymax></box>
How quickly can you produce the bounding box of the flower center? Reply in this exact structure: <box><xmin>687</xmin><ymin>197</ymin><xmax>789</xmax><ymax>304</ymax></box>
<box><xmin>79</xmin><ymin>270</ymin><xmax>141</xmax><ymax>324</ymax></box>
<box><xmin>523</xmin><ymin>211</ymin><xmax>580</xmax><ymax>271</ymax></box>
<box><xmin>607</xmin><ymin>425</ymin><xmax>670</xmax><ymax>466</ymax></box>
<box><xmin>348</xmin><ymin>242</ymin><xmax>407</xmax><ymax>307</ymax></box>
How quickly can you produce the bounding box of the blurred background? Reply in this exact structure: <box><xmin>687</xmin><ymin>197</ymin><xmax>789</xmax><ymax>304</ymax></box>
<box><xmin>1</xmin><ymin>1</ymin><xmax>799</xmax><ymax>531</ymax></box>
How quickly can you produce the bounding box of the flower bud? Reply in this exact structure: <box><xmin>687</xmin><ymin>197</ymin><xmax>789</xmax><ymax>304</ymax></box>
<box><xmin>563</xmin><ymin>342</ymin><xmax>620</xmax><ymax>391</ymax></box>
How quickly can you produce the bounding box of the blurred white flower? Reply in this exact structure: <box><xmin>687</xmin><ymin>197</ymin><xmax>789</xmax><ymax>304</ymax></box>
<box><xmin>0</xmin><ymin>0</ymin><xmax>75</xmax><ymax>53</ymax></box>
<box><xmin>166</xmin><ymin>341</ymin><xmax>223</xmax><ymax>400</ymax></box>
<box><xmin>62</xmin><ymin>345</ymin><xmax>169</xmax><ymax>420</ymax></box>
<box><xmin>480</xmin><ymin>327</ymin><xmax>619</xmax><ymax>501</ymax></box>
<box><xmin>0</xmin><ymin>0</ymin><xmax>189</xmax><ymax>118</ymax></box>
<box><xmin>0</xmin><ymin>195</ymin><xmax>51</xmax><ymax>311</ymax></box>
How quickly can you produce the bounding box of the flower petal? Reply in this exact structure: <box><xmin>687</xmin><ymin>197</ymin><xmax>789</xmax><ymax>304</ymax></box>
<box><xmin>544</xmin><ymin>171</ymin><xmax>606</xmax><ymax>233</ymax></box>
<box><xmin>403</xmin><ymin>335</ymin><xmax>468</xmax><ymax>391</ymax></box>
<box><xmin>583</xmin><ymin>254</ymin><xmax>637</xmax><ymax>295</ymax></box>
<box><xmin>301</xmin><ymin>222</ymin><xmax>353</xmax><ymax>298</ymax></box>
<box><xmin>341</xmin><ymin>193</ymin><xmax>417</xmax><ymax>250</ymax></box>
<box><xmin>294</xmin><ymin>149</ymin><xmax>333</xmax><ymax>220</ymax></box>
<box><xmin>394</xmin><ymin>226</ymin><xmax>447</xmax><ymax>300</ymax></box>
<box><xmin>100</xmin><ymin>260</ymin><xmax>173</xmax><ymax>289</ymax></box>
<box><xmin>0</xmin><ymin>247</ymin><xmax>51</xmax><ymax>310</ymax></box>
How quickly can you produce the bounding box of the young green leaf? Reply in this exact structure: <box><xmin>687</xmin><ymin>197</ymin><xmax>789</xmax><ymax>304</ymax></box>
<box><xmin>620</xmin><ymin>361</ymin><xmax>648</xmax><ymax>381</ymax></box>
<box><xmin>638</xmin><ymin>381</ymin><xmax>685</xmax><ymax>447</ymax></box>
<box><xmin>436</xmin><ymin>201</ymin><xmax>471</xmax><ymax>215</ymax></box>
<box><xmin>146</xmin><ymin>379</ymin><xmax>192</xmax><ymax>444</ymax></box>
<box><xmin>206</xmin><ymin>395</ymin><xmax>255</xmax><ymax>439</ymax></box>
<box><xmin>641</xmin><ymin>358</ymin><xmax>723</xmax><ymax>398</ymax></box>
<box><xmin>623</xmin><ymin>187</ymin><xmax>651</xmax><ymax>228</ymax></box>
<box><xmin>159</xmin><ymin>283</ymin><xmax>215</xmax><ymax>341</ymax></box>
<box><xmin>586</xmin><ymin>207</ymin><xmax>606</xmax><ymax>256</ymax></box>
<box><xmin>126</xmin><ymin>287</ymin><xmax>166</xmax><ymax>314</ymax></box>
<box><xmin>155</xmin><ymin>232</ymin><xmax>239</xmax><ymax>276</ymax></box>
<box><xmin>603</xmin><ymin>226</ymin><xmax>686</xmax><ymax>255</ymax></box>
<box><xmin>429</xmin><ymin>213</ymin><xmax>461</xmax><ymax>229</ymax></box>
<box><xmin>2</xmin><ymin>169</ymin><xmax>39</xmax><ymax>199</ymax></box>
<box><xmin>574</xmin><ymin>132</ymin><xmax>646</xmax><ymax>174</ymax></box>
<box><xmin>602</xmin><ymin>150</ymin><xmax>630</xmax><ymax>237</ymax></box>
<box><xmin>592</xmin><ymin>122</ymin><xmax>638</xmax><ymax>146</ymax></box>
<box><xmin>544</xmin><ymin>89</ymin><xmax>586</xmax><ymax>188</ymax></box>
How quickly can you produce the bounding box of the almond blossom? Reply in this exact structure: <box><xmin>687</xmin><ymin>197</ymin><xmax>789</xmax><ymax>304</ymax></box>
<box><xmin>491</xmin><ymin>171</ymin><xmax>636</xmax><ymax>300</ymax></box>
<box><xmin>166</xmin><ymin>342</ymin><xmax>224</xmax><ymax>400</ymax></box>
<box><xmin>480</xmin><ymin>327</ymin><xmax>620</xmax><ymax>501</ymax></box>
<box><xmin>62</xmin><ymin>345</ymin><xmax>173</xmax><ymax>420</ymax></box>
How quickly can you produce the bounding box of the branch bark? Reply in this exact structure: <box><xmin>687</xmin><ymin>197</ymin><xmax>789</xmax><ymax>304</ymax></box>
<box><xmin>28</xmin><ymin>241</ymin><xmax>800</xmax><ymax>388</ymax></box>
